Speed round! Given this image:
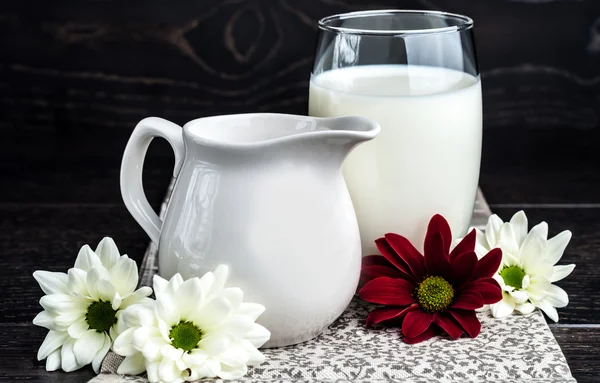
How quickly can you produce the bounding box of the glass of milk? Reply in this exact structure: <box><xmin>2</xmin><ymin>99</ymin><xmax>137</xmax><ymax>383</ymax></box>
<box><xmin>309</xmin><ymin>10</ymin><xmax>482</xmax><ymax>254</ymax></box>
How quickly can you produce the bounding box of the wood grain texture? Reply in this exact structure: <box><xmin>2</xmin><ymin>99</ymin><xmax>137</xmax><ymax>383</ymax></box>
<box><xmin>550</xmin><ymin>327</ymin><xmax>600</xmax><ymax>381</ymax></box>
<box><xmin>0</xmin><ymin>0</ymin><xmax>599</xmax><ymax>134</ymax></box>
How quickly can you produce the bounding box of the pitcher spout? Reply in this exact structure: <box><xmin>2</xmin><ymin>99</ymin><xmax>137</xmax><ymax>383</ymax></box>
<box><xmin>317</xmin><ymin>116</ymin><xmax>381</xmax><ymax>146</ymax></box>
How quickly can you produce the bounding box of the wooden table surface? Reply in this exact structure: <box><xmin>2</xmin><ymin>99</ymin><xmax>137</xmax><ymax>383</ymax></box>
<box><xmin>0</xmin><ymin>125</ymin><xmax>598</xmax><ymax>382</ymax></box>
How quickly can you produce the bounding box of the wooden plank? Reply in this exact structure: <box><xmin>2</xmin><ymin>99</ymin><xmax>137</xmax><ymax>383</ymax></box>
<box><xmin>551</xmin><ymin>327</ymin><xmax>600</xmax><ymax>381</ymax></box>
<box><xmin>1</xmin><ymin>0</ymin><xmax>598</xmax><ymax>131</ymax></box>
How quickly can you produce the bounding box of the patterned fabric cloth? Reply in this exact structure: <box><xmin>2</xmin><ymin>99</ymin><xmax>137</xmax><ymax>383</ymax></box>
<box><xmin>91</xmin><ymin>188</ymin><xmax>575</xmax><ymax>382</ymax></box>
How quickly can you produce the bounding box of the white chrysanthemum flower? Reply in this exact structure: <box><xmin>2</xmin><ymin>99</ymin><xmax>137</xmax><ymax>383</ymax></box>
<box><xmin>33</xmin><ymin>237</ymin><xmax>152</xmax><ymax>372</ymax></box>
<box><xmin>113</xmin><ymin>266</ymin><xmax>270</xmax><ymax>382</ymax></box>
<box><xmin>475</xmin><ymin>210</ymin><xmax>575</xmax><ymax>322</ymax></box>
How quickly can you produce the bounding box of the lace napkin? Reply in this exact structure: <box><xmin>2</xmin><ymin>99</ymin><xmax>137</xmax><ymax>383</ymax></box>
<box><xmin>90</xmin><ymin>188</ymin><xmax>575</xmax><ymax>382</ymax></box>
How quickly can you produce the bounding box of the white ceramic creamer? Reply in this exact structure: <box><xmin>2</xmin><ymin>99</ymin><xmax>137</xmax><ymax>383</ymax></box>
<box><xmin>120</xmin><ymin>113</ymin><xmax>380</xmax><ymax>347</ymax></box>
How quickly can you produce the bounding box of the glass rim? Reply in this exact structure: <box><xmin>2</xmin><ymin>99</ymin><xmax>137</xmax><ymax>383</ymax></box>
<box><xmin>318</xmin><ymin>9</ymin><xmax>474</xmax><ymax>36</ymax></box>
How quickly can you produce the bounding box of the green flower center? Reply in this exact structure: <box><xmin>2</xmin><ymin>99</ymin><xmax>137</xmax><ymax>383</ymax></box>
<box><xmin>169</xmin><ymin>321</ymin><xmax>203</xmax><ymax>353</ymax></box>
<box><xmin>500</xmin><ymin>266</ymin><xmax>526</xmax><ymax>289</ymax></box>
<box><xmin>417</xmin><ymin>276</ymin><xmax>455</xmax><ymax>313</ymax></box>
<box><xmin>86</xmin><ymin>300</ymin><xmax>117</xmax><ymax>333</ymax></box>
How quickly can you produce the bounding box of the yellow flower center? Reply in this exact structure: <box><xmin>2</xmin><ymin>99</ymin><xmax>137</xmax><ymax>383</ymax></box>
<box><xmin>417</xmin><ymin>276</ymin><xmax>455</xmax><ymax>313</ymax></box>
<box><xmin>86</xmin><ymin>300</ymin><xmax>117</xmax><ymax>333</ymax></box>
<box><xmin>500</xmin><ymin>266</ymin><xmax>526</xmax><ymax>289</ymax></box>
<box><xmin>169</xmin><ymin>321</ymin><xmax>203</xmax><ymax>353</ymax></box>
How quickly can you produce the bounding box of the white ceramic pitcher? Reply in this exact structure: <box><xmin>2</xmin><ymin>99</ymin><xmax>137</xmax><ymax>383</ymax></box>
<box><xmin>120</xmin><ymin>113</ymin><xmax>380</xmax><ymax>347</ymax></box>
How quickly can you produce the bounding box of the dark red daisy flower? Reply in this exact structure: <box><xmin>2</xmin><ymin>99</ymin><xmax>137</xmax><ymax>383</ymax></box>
<box><xmin>358</xmin><ymin>214</ymin><xmax>503</xmax><ymax>344</ymax></box>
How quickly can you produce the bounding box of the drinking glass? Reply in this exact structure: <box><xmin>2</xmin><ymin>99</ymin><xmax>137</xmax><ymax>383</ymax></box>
<box><xmin>309</xmin><ymin>10</ymin><xmax>482</xmax><ymax>254</ymax></box>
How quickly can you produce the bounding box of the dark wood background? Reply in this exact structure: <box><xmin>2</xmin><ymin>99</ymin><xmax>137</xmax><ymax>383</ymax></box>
<box><xmin>1</xmin><ymin>0</ymin><xmax>599</xmax><ymax>381</ymax></box>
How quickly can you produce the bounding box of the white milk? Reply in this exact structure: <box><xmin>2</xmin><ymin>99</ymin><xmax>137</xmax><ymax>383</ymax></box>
<box><xmin>309</xmin><ymin>65</ymin><xmax>482</xmax><ymax>254</ymax></box>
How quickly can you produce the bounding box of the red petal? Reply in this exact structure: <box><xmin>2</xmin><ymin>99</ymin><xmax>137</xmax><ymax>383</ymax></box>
<box><xmin>449</xmin><ymin>229</ymin><xmax>476</xmax><ymax>261</ymax></box>
<box><xmin>473</xmin><ymin>248</ymin><xmax>502</xmax><ymax>279</ymax></box>
<box><xmin>450</xmin><ymin>251</ymin><xmax>478</xmax><ymax>286</ymax></box>
<box><xmin>433</xmin><ymin>312</ymin><xmax>464</xmax><ymax>339</ymax></box>
<box><xmin>451</xmin><ymin>290</ymin><xmax>484</xmax><ymax>310</ymax></box>
<box><xmin>365</xmin><ymin>304</ymin><xmax>419</xmax><ymax>327</ymax></box>
<box><xmin>424</xmin><ymin>232</ymin><xmax>452</xmax><ymax>278</ymax></box>
<box><xmin>375</xmin><ymin>238</ymin><xmax>413</xmax><ymax>276</ymax></box>
<box><xmin>358</xmin><ymin>277</ymin><xmax>416</xmax><ymax>306</ymax></box>
<box><xmin>384</xmin><ymin>233</ymin><xmax>426</xmax><ymax>280</ymax></box>
<box><xmin>361</xmin><ymin>265</ymin><xmax>404</xmax><ymax>284</ymax></box>
<box><xmin>404</xmin><ymin>326</ymin><xmax>437</xmax><ymax>344</ymax></box>
<box><xmin>402</xmin><ymin>310</ymin><xmax>434</xmax><ymax>339</ymax></box>
<box><xmin>466</xmin><ymin>278</ymin><xmax>502</xmax><ymax>304</ymax></box>
<box><xmin>449</xmin><ymin>309</ymin><xmax>481</xmax><ymax>338</ymax></box>
<box><xmin>425</xmin><ymin>214</ymin><xmax>452</xmax><ymax>256</ymax></box>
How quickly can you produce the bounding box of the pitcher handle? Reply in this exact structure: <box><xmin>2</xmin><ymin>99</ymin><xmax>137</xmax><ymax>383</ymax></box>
<box><xmin>120</xmin><ymin>117</ymin><xmax>186</xmax><ymax>244</ymax></box>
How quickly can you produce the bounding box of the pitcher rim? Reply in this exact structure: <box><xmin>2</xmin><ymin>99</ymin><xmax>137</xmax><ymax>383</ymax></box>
<box><xmin>182</xmin><ymin>113</ymin><xmax>380</xmax><ymax>149</ymax></box>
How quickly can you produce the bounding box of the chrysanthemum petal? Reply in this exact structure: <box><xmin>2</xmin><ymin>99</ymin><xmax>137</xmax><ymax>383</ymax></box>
<box><xmin>433</xmin><ymin>312</ymin><xmax>464</xmax><ymax>339</ymax></box>
<box><xmin>451</xmin><ymin>291</ymin><xmax>483</xmax><ymax>310</ymax></box>
<box><xmin>174</xmin><ymin>278</ymin><xmax>204</xmax><ymax>319</ymax></box>
<box><xmin>425</xmin><ymin>214</ymin><xmax>452</xmax><ymax>255</ymax></box>
<box><xmin>152</xmin><ymin>274</ymin><xmax>169</xmax><ymax>299</ymax></box>
<box><xmin>465</xmin><ymin>278</ymin><xmax>502</xmax><ymax>304</ymax></box>
<box><xmin>424</xmin><ymin>232</ymin><xmax>452</xmax><ymax>279</ymax></box>
<box><xmin>485</xmin><ymin>215</ymin><xmax>504</xmax><ymax>247</ymax></box>
<box><xmin>448</xmin><ymin>309</ymin><xmax>481</xmax><ymax>338</ymax></box>
<box><xmin>473</xmin><ymin>248</ymin><xmax>502</xmax><ymax>280</ymax></box>
<box><xmin>450</xmin><ymin>251</ymin><xmax>477</xmax><ymax>286</ymax></box>
<box><xmin>544</xmin><ymin>284</ymin><xmax>569</xmax><ymax>308</ymax></box>
<box><xmin>67</xmin><ymin>319</ymin><xmax>89</xmax><ymax>339</ymax></box>
<box><xmin>67</xmin><ymin>268</ymin><xmax>89</xmax><ymax>296</ymax></box>
<box><xmin>375</xmin><ymin>237</ymin><xmax>412</xmax><ymax>277</ymax></box>
<box><xmin>45</xmin><ymin>349</ymin><xmax>62</xmax><ymax>371</ymax></box>
<box><xmin>365</xmin><ymin>304</ymin><xmax>419</xmax><ymax>327</ymax></box>
<box><xmin>117</xmin><ymin>353</ymin><xmax>146</xmax><ymax>375</ymax></box>
<box><xmin>519</xmin><ymin>234</ymin><xmax>546</xmax><ymax>273</ymax></box>
<box><xmin>74</xmin><ymin>330</ymin><xmax>106</xmax><ymax>366</ymax></box>
<box><xmin>33</xmin><ymin>311</ymin><xmax>58</xmax><ymax>331</ymax></box>
<box><xmin>551</xmin><ymin>264</ymin><xmax>576</xmax><ymax>283</ymax></box>
<box><xmin>155</xmin><ymin>293</ymin><xmax>180</xmax><ymax>325</ymax></box>
<box><xmin>92</xmin><ymin>333</ymin><xmax>111</xmax><ymax>373</ymax></box>
<box><xmin>160</xmin><ymin>344</ymin><xmax>184</xmax><ymax>360</ymax></box>
<box><xmin>361</xmin><ymin>255</ymin><xmax>405</xmax><ymax>283</ymax></box>
<box><xmin>40</xmin><ymin>294</ymin><xmax>88</xmax><ymax>315</ymax></box>
<box><xmin>358</xmin><ymin>277</ymin><xmax>416</xmax><ymax>306</ymax></box>
<box><xmin>404</xmin><ymin>326</ymin><xmax>437</xmax><ymax>344</ymax></box>
<box><xmin>195</xmin><ymin>297</ymin><xmax>232</xmax><ymax>328</ymax></box>
<box><xmin>95</xmin><ymin>237</ymin><xmax>120</xmax><ymax>270</ymax></box>
<box><xmin>509</xmin><ymin>290</ymin><xmax>529</xmax><ymax>304</ymax></box>
<box><xmin>244</xmin><ymin>324</ymin><xmax>271</xmax><ymax>348</ymax></box>
<box><xmin>74</xmin><ymin>245</ymin><xmax>102</xmax><ymax>272</ymax></box>
<box><xmin>515</xmin><ymin>302</ymin><xmax>536</xmax><ymax>314</ymax></box>
<box><xmin>210</xmin><ymin>265</ymin><xmax>229</xmax><ymax>296</ymax></box>
<box><xmin>55</xmin><ymin>312</ymin><xmax>87</xmax><ymax>328</ymax></box>
<box><xmin>384</xmin><ymin>233</ymin><xmax>426</xmax><ymax>280</ymax></box>
<box><xmin>61</xmin><ymin>338</ymin><xmax>81</xmax><ymax>372</ymax></box>
<box><xmin>33</xmin><ymin>271</ymin><xmax>69</xmax><ymax>295</ymax></box>
<box><xmin>534</xmin><ymin>299</ymin><xmax>559</xmax><ymax>322</ymax></box>
<box><xmin>546</xmin><ymin>230</ymin><xmax>572</xmax><ymax>265</ymax></box>
<box><xmin>184</xmin><ymin>349</ymin><xmax>208</xmax><ymax>365</ymax></box>
<box><xmin>109</xmin><ymin>255</ymin><xmax>138</xmax><ymax>297</ymax></box>
<box><xmin>97</xmin><ymin>279</ymin><xmax>117</xmax><ymax>302</ymax></box>
<box><xmin>402</xmin><ymin>310</ymin><xmax>433</xmax><ymax>339</ymax></box>
<box><xmin>529</xmin><ymin>221</ymin><xmax>549</xmax><ymax>240</ymax></box>
<box><xmin>450</xmin><ymin>229</ymin><xmax>476</xmax><ymax>261</ymax></box>
<box><xmin>498</xmin><ymin>223</ymin><xmax>519</xmax><ymax>256</ymax></box>
<box><xmin>474</xmin><ymin>229</ymin><xmax>489</xmax><ymax>257</ymax></box>
<box><xmin>219</xmin><ymin>344</ymin><xmax>249</xmax><ymax>367</ymax></box>
<box><xmin>509</xmin><ymin>211</ymin><xmax>528</xmax><ymax>246</ymax></box>
<box><xmin>199</xmin><ymin>333</ymin><xmax>234</xmax><ymax>355</ymax></box>
<box><xmin>159</xmin><ymin>357</ymin><xmax>183</xmax><ymax>383</ymax></box>
<box><xmin>38</xmin><ymin>330</ymin><xmax>68</xmax><ymax>361</ymax></box>
<box><xmin>490</xmin><ymin>293</ymin><xmax>516</xmax><ymax>318</ymax></box>
<box><xmin>234</xmin><ymin>303</ymin><xmax>265</xmax><ymax>322</ymax></box>
<box><xmin>219</xmin><ymin>363</ymin><xmax>248</xmax><ymax>380</ymax></box>
<box><xmin>114</xmin><ymin>328</ymin><xmax>137</xmax><ymax>356</ymax></box>
<box><xmin>218</xmin><ymin>288</ymin><xmax>244</xmax><ymax>311</ymax></box>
